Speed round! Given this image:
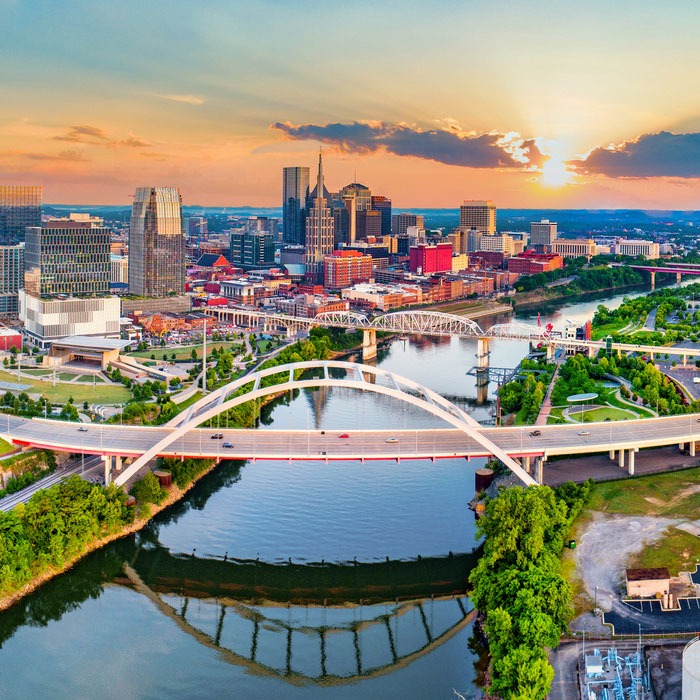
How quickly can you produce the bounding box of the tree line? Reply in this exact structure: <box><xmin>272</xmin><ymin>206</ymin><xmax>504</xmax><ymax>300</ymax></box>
<box><xmin>469</xmin><ymin>482</ymin><xmax>589</xmax><ymax>699</ymax></box>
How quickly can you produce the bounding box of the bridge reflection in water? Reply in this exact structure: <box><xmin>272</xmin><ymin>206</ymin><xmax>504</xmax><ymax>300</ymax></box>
<box><xmin>114</xmin><ymin>544</ymin><xmax>476</xmax><ymax>686</ymax></box>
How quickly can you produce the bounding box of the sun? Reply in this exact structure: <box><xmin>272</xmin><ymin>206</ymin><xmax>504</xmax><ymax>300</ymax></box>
<box><xmin>540</xmin><ymin>156</ymin><xmax>574</xmax><ymax>187</ymax></box>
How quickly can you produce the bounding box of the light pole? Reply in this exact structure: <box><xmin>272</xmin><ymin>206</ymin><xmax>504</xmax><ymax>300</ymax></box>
<box><xmin>594</xmin><ymin>585</ymin><xmax>598</xmax><ymax>612</ymax></box>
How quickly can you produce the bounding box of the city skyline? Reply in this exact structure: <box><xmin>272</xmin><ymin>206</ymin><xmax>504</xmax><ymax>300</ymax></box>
<box><xmin>2</xmin><ymin>1</ymin><xmax>700</xmax><ymax>208</ymax></box>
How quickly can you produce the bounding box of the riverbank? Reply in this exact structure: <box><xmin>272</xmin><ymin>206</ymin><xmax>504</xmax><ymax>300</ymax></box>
<box><xmin>0</xmin><ymin>458</ymin><xmax>222</xmax><ymax>613</ymax></box>
<box><xmin>510</xmin><ymin>282</ymin><xmax>649</xmax><ymax>310</ymax></box>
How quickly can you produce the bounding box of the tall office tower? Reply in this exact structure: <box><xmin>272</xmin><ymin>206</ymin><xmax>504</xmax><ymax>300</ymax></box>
<box><xmin>392</xmin><ymin>212</ymin><xmax>425</xmax><ymax>236</ymax></box>
<box><xmin>0</xmin><ymin>244</ymin><xmax>25</xmax><ymax>317</ymax></box>
<box><xmin>128</xmin><ymin>186</ymin><xmax>185</xmax><ymax>297</ymax></box>
<box><xmin>333</xmin><ymin>205</ymin><xmax>350</xmax><ymax>248</ymax></box>
<box><xmin>459</xmin><ymin>200</ymin><xmax>496</xmax><ymax>236</ymax></box>
<box><xmin>340</xmin><ymin>183</ymin><xmax>372</xmax><ymax>239</ymax></box>
<box><xmin>363</xmin><ymin>210</ymin><xmax>382</xmax><ymax>238</ymax></box>
<box><xmin>229</xmin><ymin>230</ymin><xmax>275</xmax><ymax>268</ymax></box>
<box><xmin>25</xmin><ymin>214</ymin><xmax>110</xmax><ymax>296</ymax></box>
<box><xmin>529</xmin><ymin>219</ymin><xmax>558</xmax><ymax>250</ymax></box>
<box><xmin>282</xmin><ymin>166</ymin><xmax>310</xmax><ymax>245</ymax></box>
<box><xmin>20</xmin><ymin>214</ymin><xmax>119</xmax><ymax>347</ymax></box>
<box><xmin>186</xmin><ymin>216</ymin><xmax>208</xmax><ymax>239</ymax></box>
<box><xmin>0</xmin><ymin>185</ymin><xmax>42</xmax><ymax>245</ymax></box>
<box><xmin>371</xmin><ymin>195</ymin><xmax>392</xmax><ymax>236</ymax></box>
<box><xmin>305</xmin><ymin>152</ymin><xmax>334</xmax><ymax>284</ymax></box>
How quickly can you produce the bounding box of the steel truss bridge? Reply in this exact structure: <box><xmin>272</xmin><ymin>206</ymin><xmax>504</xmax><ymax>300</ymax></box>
<box><xmin>206</xmin><ymin>307</ymin><xmax>700</xmax><ymax>361</ymax></box>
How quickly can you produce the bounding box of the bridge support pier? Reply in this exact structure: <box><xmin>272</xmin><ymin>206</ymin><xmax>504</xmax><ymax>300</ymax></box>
<box><xmin>609</xmin><ymin>449</ymin><xmax>616</xmax><ymax>461</ymax></box>
<box><xmin>690</xmin><ymin>441</ymin><xmax>696</xmax><ymax>457</ymax></box>
<box><xmin>101</xmin><ymin>455</ymin><xmax>123</xmax><ymax>486</ymax></box>
<box><xmin>618</xmin><ymin>449</ymin><xmax>625</xmax><ymax>469</ymax></box>
<box><xmin>627</xmin><ymin>448</ymin><xmax>638</xmax><ymax>475</ymax></box>
<box><xmin>533</xmin><ymin>455</ymin><xmax>546</xmax><ymax>484</ymax></box>
<box><xmin>677</xmin><ymin>272</ymin><xmax>683</xmax><ymax>285</ymax></box>
<box><xmin>476</xmin><ymin>337</ymin><xmax>490</xmax><ymax>369</ymax></box>
<box><xmin>546</xmin><ymin>344</ymin><xmax>555</xmax><ymax>361</ymax></box>
<box><xmin>362</xmin><ymin>328</ymin><xmax>377</xmax><ymax>361</ymax></box>
<box><xmin>650</xmin><ymin>271</ymin><xmax>656</xmax><ymax>290</ymax></box>
<box><xmin>523</xmin><ymin>455</ymin><xmax>531</xmax><ymax>474</ymax></box>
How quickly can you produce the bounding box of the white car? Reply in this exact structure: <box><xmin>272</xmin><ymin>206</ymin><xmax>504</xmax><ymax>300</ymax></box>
<box><xmin>385</xmin><ymin>437</ymin><xmax>399</xmax><ymax>444</ymax></box>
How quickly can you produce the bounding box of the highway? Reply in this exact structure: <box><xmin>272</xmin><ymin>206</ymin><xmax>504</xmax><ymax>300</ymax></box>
<box><xmin>2</xmin><ymin>412</ymin><xmax>700</xmax><ymax>464</ymax></box>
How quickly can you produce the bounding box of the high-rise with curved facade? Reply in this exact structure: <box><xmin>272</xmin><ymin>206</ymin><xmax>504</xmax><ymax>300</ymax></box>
<box><xmin>128</xmin><ymin>186</ymin><xmax>185</xmax><ymax>297</ymax></box>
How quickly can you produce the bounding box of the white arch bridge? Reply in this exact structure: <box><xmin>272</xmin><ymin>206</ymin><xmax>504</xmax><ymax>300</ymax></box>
<box><xmin>5</xmin><ymin>360</ymin><xmax>700</xmax><ymax>491</ymax></box>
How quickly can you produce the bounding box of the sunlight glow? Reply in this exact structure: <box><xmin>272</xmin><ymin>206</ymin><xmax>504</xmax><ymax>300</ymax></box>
<box><xmin>540</xmin><ymin>156</ymin><xmax>574</xmax><ymax>187</ymax></box>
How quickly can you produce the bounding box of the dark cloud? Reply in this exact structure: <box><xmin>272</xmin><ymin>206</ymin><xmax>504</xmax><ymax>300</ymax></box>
<box><xmin>24</xmin><ymin>150</ymin><xmax>87</xmax><ymax>162</ymax></box>
<box><xmin>53</xmin><ymin>125</ymin><xmax>109</xmax><ymax>143</ymax></box>
<box><xmin>54</xmin><ymin>125</ymin><xmax>151</xmax><ymax>150</ymax></box>
<box><xmin>113</xmin><ymin>134</ymin><xmax>151</xmax><ymax>148</ymax></box>
<box><xmin>569</xmin><ymin>131</ymin><xmax>700</xmax><ymax>178</ymax></box>
<box><xmin>272</xmin><ymin>121</ymin><xmax>545</xmax><ymax>170</ymax></box>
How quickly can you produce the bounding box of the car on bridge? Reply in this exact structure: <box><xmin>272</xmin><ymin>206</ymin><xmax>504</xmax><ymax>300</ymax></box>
<box><xmin>211</xmin><ymin>433</ymin><xmax>223</xmax><ymax>439</ymax></box>
<box><xmin>78</xmin><ymin>426</ymin><xmax>88</xmax><ymax>432</ymax></box>
<box><xmin>222</xmin><ymin>442</ymin><xmax>234</xmax><ymax>448</ymax></box>
<box><xmin>529</xmin><ymin>430</ymin><xmax>541</xmax><ymax>437</ymax></box>
<box><xmin>578</xmin><ymin>431</ymin><xmax>590</xmax><ymax>436</ymax></box>
<box><xmin>338</xmin><ymin>433</ymin><xmax>350</xmax><ymax>438</ymax></box>
<box><xmin>385</xmin><ymin>437</ymin><xmax>399</xmax><ymax>444</ymax></box>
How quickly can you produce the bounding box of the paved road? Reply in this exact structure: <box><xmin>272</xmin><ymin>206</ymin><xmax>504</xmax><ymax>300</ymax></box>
<box><xmin>3</xmin><ymin>412</ymin><xmax>700</xmax><ymax>465</ymax></box>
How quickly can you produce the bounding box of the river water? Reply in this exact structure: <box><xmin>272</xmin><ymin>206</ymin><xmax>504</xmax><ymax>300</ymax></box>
<box><xmin>0</xmin><ymin>284</ymin><xmax>662</xmax><ymax>700</ymax></box>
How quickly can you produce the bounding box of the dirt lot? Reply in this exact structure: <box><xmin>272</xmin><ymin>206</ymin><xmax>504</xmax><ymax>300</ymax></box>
<box><xmin>574</xmin><ymin>511</ymin><xmax>680</xmax><ymax>610</ymax></box>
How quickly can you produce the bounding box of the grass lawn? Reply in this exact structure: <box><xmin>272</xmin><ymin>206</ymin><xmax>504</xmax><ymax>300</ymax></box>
<box><xmin>256</xmin><ymin>339</ymin><xmax>272</xmax><ymax>353</ymax></box>
<box><xmin>587</xmin><ymin>467</ymin><xmax>700</xmax><ymax>518</ymax></box>
<box><xmin>580</xmin><ymin>406</ymin><xmax>635</xmax><ymax>422</ymax></box>
<box><xmin>591</xmin><ymin>322</ymin><xmax>629</xmax><ymax>340</ymax></box>
<box><xmin>0</xmin><ymin>369</ymin><xmax>131</xmax><ymax>404</ymax></box>
<box><xmin>128</xmin><ymin>342</ymin><xmax>241</xmax><ymax>361</ymax></box>
<box><xmin>628</xmin><ymin>528</ymin><xmax>700</xmax><ymax>576</ymax></box>
<box><xmin>0</xmin><ymin>437</ymin><xmax>15</xmax><ymax>454</ymax></box>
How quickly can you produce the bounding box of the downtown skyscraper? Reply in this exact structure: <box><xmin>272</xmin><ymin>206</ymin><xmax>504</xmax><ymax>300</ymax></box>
<box><xmin>128</xmin><ymin>187</ymin><xmax>185</xmax><ymax>297</ymax></box>
<box><xmin>304</xmin><ymin>153</ymin><xmax>334</xmax><ymax>284</ymax></box>
<box><xmin>282</xmin><ymin>166</ymin><xmax>309</xmax><ymax>245</ymax></box>
<box><xmin>0</xmin><ymin>185</ymin><xmax>42</xmax><ymax>245</ymax></box>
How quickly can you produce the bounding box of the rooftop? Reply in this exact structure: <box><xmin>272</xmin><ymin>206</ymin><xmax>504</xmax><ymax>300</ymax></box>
<box><xmin>52</xmin><ymin>336</ymin><xmax>131</xmax><ymax>351</ymax></box>
<box><xmin>626</xmin><ymin>567</ymin><xmax>670</xmax><ymax>581</ymax></box>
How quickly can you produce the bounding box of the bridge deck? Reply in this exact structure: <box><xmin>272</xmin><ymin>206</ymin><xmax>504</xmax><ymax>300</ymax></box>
<box><xmin>4</xmin><ymin>413</ymin><xmax>700</xmax><ymax>464</ymax></box>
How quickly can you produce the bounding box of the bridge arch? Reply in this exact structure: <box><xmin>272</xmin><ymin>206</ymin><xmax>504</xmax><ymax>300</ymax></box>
<box><xmin>486</xmin><ymin>322</ymin><xmax>552</xmax><ymax>341</ymax></box>
<box><xmin>313</xmin><ymin>310</ymin><xmax>371</xmax><ymax>327</ymax></box>
<box><xmin>115</xmin><ymin>360</ymin><xmax>535</xmax><ymax>487</ymax></box>
<box><xmin>369</xmin><ymin>310</ymin><xmax>484</xmax><ymax>336</ymax></box>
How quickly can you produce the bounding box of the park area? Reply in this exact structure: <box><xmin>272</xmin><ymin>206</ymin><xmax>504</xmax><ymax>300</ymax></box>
<box><xmin>0</xmin><ymin>368</ymin><xmax>131</xmax><ymax>405</ymax></box>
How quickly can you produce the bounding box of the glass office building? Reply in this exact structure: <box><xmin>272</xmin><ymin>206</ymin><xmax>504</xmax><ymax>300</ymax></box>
<box><xmin>0</xmin><ymin>185</ymin><xmax>42</xmax><ymax>245</ymax></box>
<box><xmin>128</xmin><ymin>187</ymin><xmax>185</xmax><ymax>297</ymax></box>
<box><xmin>24</xmin><ymin>215</ymin><xmax>110</xmax><ymax>297</ymax></box>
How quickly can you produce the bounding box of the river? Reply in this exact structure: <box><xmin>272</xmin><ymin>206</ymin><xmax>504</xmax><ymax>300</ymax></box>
<box><xmin>0</xmin><ymin>284</ymin><xmax>665</xmax><ymax>699</ymax></box>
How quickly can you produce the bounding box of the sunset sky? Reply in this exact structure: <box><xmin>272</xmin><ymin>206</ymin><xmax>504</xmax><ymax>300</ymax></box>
<box><xmin>2</xmin><ymin>0</ymin><xmax>700</xmax><ymax>208</ymax></box>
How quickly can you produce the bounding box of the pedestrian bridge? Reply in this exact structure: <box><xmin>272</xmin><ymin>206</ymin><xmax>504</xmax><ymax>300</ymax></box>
<box><xmin>206</xmin><ymin>306</ymin><xmax>700</xmax><ymax>363</ymax></box>
<box><xmin>3</xmin><ymin>360</ymin><xmax>700</xmax><ymax>488</ymax></box>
